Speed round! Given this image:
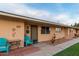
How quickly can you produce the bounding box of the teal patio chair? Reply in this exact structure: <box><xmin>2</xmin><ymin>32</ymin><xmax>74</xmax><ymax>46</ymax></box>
<box><xmin>24</xmin><ymin>36</ymin><xmax>33</xmax><ymax>46</ymax></box>
<box><xmin>0</xmin><ymin>38</ymin><xmax>10</xmax><ymax>53</ymax></box>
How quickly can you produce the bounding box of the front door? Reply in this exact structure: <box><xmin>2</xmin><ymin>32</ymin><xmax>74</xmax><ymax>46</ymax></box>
<box><xmin>31</xmin><ymin>25</ymin><xmax>38</xmax><ymax>44</ymax></box>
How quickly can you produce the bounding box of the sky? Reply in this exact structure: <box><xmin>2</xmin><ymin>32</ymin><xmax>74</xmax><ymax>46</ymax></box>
<box><xmin>0</xmin><ymin>3</ymin><xmax>79</xmax><ymax>25</ymax></box>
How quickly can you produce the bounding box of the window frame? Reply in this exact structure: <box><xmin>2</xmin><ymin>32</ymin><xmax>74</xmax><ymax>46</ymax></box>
<box><xmin>41</xmin><ymin>26</ymin><xmax>50</xmax><ymax>34</ymax></box>
<box><xmin>56</xmin><ymin>27</ymin><xmax>62</xmax><ymax>33</ymax></box>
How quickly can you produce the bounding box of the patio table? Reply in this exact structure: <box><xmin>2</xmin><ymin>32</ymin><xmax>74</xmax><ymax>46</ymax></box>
<box><xmin>8</xmin><ymin>39</ymin><xmax>21</xmax><ymax>50</ymax></box>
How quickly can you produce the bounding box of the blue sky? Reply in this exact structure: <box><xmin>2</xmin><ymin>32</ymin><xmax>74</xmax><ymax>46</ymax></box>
<box><xmin>0</xmin><ymin>3</ymin><xmax>79</xmax><ymax>25</ymax></box>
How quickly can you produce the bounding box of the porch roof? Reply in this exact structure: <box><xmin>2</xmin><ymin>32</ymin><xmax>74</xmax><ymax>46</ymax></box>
<box><xmin>0</xmin><ymin>11</ymin><xmax>79</xmax><ymax>29</ymax></box>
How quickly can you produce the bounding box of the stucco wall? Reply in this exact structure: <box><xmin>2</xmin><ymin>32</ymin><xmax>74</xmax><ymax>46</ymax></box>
<box><xmin>62</xmin><ymin>28</ymin><xmax>69</xmax><ymax>39</ymax></box>
<box><xmin>38</xmin><ymin>26</ymin><xmax>54</xmax><ymax>42</ymax></box>
<box><xmin>76</xmin><ymin>29</ymin><xmax>79</xmax><ymax>35</ymax></box>
<box><xmin>0</xmin><ymin>19</ymin><xmax>24</xmax><ymax>47</ymax></box>
<box><xmin>24</xmin><ymin>24</ymin><xmax>76</xmax><ymax>43</ymax></box>
<box><xmin>67</xmin><ymin>28</ymin><xmax>76</xmax><ymax>38</ymax></box>
<box><xmin>24</xmin><ymin>24</ymin><xmax>77</xmax><ymax>43</ymax></box>
<box><xmin>38</xmin><ymin>26</ymin><xmax>67</xmax><ymax>42</ymax></box>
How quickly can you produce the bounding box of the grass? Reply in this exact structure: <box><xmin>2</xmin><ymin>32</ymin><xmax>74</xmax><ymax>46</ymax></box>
<box><xmin>54</xmin><ymin>43</ymin><xmax>79</xmax><ymax>56</ymax></box>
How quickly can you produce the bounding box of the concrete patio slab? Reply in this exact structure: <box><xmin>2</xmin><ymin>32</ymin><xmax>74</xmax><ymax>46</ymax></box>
<box><xmin>26</xmin><ymin>37</ymin><xmax>79</xmax><ymax>56</ymax></box>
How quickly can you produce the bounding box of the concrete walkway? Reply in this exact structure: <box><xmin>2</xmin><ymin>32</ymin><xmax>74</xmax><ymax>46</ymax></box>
<box><xmin>26</xmin><ymin>38</ymin><xmax>79</xmax><ymax>56</ymax></box>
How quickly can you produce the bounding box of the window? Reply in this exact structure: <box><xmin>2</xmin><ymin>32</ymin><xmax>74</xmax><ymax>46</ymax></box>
<box><xmin>41</xmin><ymin>26</ymin><xmax>50</xmax><ymax>34</ymax></box>
<box><xmin>56</xmin><ymin>27</ymin><xmax>61</xmax><ymax>32</ymax></box>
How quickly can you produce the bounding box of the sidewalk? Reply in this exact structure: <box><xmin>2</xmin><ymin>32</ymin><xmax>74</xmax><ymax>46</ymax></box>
<box><xmin>26</xmin><ymin>38</ymin><xmax>79</xmax><ymax>56</ymax></box>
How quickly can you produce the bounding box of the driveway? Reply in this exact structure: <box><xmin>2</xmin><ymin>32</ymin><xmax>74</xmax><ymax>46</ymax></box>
<box><xmin>26</xmin><ymin>38</ymin><xmax>79</xmax><ymax>56</ymax></box>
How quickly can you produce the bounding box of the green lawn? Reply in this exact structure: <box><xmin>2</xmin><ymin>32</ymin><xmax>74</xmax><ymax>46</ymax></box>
<box><xmin>54</xmin><ymin>43</ymin><xmax>79</xmax><ymax>56</ymax></box>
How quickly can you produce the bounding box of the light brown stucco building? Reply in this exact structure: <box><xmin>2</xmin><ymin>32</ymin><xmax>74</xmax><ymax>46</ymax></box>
<box><xmin>0</xmin><ymin>11</ymin><xmax>79</xmax><ymax>47</ymax></box>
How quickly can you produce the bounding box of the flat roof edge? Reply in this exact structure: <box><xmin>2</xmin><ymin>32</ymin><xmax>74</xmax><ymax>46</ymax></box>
<box><xmin>0</xmin><ymin>11</ymin><xmax>79</xmax><ymax>29</ymax></box>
